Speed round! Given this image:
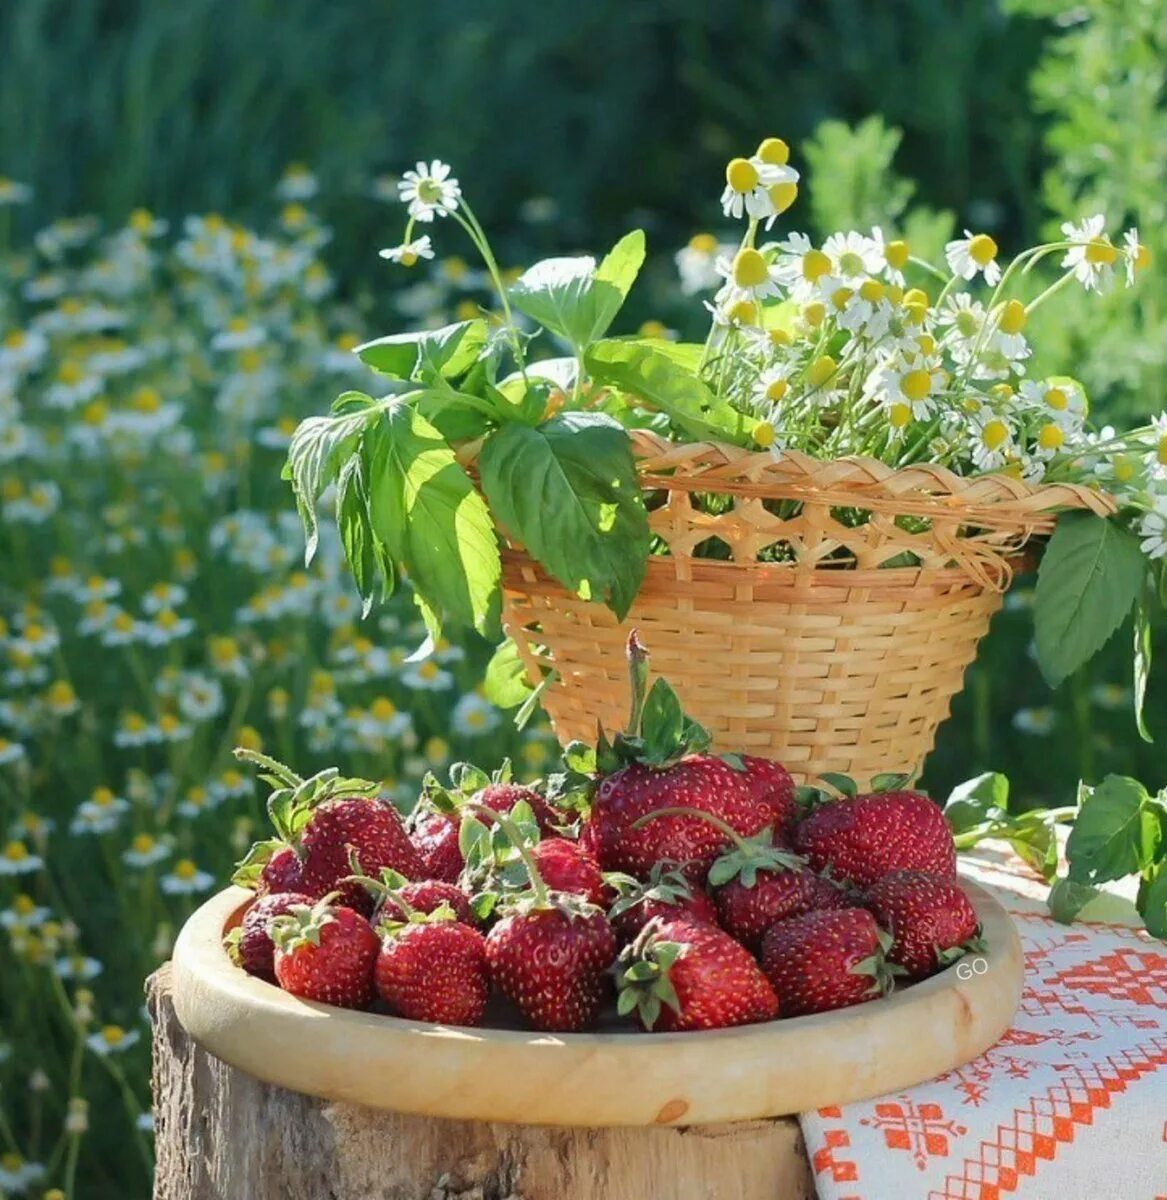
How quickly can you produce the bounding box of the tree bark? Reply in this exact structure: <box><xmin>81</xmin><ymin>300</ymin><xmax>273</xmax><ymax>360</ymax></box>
<box><xmin>147</xmin><ymin>964</ymin><xmax>816</xmax><ymax>1200</ymax></box>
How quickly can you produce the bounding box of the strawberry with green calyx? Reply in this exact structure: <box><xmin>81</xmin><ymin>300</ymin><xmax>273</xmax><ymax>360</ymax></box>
<box><xmin>863</xmin><ymin>870</ymin><xmax>984</xmax><ymax>981</ymax></box>
<box><xmin>585</xmin><ymin>633</ymin><xmax>794</xmax><ymax>881</ymax></box>
<box><xmin>346</xmin><ymin>866</ymin><xmax>474</xmax><ymax>926</ymax></box>
<box><xmin>631</xmin><ymin>804</ymin><xmax>844</xmax><ymax>951</ymax></box>
<box><xmin>606</xmin><ymin>862</ymin><xmax>719</xmax><ymax>944</ymax></box>
<box><xmin>614</xmin><ymin>914</ymin><xmax>779</xmax><ymax>1032</ymax></box>
<box><xmin>270</xmin><ymin>895</ymin><xmax>380</xmax><ymax>1009</ymax></box>
<box><xmin>793</xmin><ymin>773</ymin><xmax>957</xmax><ymax>888</ymax></box>
<box><xmin>225</xmin><ymin>891</ymin><xmax>315</xmax><ymax>982</ymax></box>
<box><xmin>231</xmin><ymin>748</ymin><xmax>424</xmax><ymax>913</ymax></box>
<box><xmin>471</xmin><ymin>805</ymin><xmax>616</xmax><ymax>1032</ymax></box>
<box><xmin>374</xmin><ymin>896</ymin><xmax>490</xmax><ymax>1026</ymax></box>
<box><xmin>760</xmin><ymin>907</ymin><xmax>903</xmax><ymax>1016</ymax></box>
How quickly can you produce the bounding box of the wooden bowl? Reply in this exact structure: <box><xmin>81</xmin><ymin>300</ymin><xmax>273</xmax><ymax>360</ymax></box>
<box><xmin>169</xmin><ymin>880</ymin><xmax>1022</xmax><ymax>1127</ymax></box>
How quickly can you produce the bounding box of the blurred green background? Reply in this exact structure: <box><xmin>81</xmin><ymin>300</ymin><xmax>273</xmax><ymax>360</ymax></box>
<box><xmin>1</xmin><ymin>1</ymin><xmax>1165</xmax><ymax>1195</ymax></box>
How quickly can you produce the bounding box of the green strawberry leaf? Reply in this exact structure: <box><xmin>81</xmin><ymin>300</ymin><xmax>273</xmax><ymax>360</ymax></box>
<box><xmin>945</xmin><ymin>772</ymin><xmax>1010</xmax><ymax>836</ymax></box>
<box><xmin>1140</xmin><ymin>861</ymin><xmax>1167</xmax><ymax>939</ymax></box>
<box><xmin>1066</xmin><ymin>774</ymin><xmax>1163</xmax><ymax>884</ymax></box>
<box><xmin>231</xmin><ymin>838</ymin><xmax>285</xmax><ymax>889</ymax></box>
<box><xmin>1048</xmin><ymin>877</ymin><xmax>1103</xmax><ymax>925</ymax></box>
<box><xmin>818</xmin><ymin>772</ymin><xmax>859</xmax><ymax>799</ymax></box>
<box><xmin>483</xmin><ymin>639</ymin><xmax>533</xmax><ymax>710</ymax></box>
<box><xmin>357</xmin><ymin>319</ymin><xmax>488</xmax><ymax>381</ymax></box>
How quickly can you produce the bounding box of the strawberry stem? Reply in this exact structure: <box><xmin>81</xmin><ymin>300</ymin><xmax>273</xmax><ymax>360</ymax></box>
<box><xmin>233</xmin><ymin>747</ymin><xmax>303</xmax><ymax>788</ymax></box>
<box><xmin>625</xmin><ymin>629</ymin><xmax>649</xmax><ymax>737</ymax></box>
<box><xmin>630</xmin><ymin>804</ymin><xmax>748</xmax><ymax>851</ymax></box>
<box><xmin>464</xmin><ymin>802</ymin><xmax>550</xmax><ymax>907</ymax></box>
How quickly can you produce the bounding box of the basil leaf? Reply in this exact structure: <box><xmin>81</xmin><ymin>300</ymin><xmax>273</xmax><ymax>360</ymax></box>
<box><xmin>1066</xmin><ymin>774</ymin><xmax>1162</xmax><ymax>884</ymax></box>
<box><xmin>357</xmin><ymin>320</ymin><xmax>488</xmax><ymax>381</ymax></box>
<box><xmin>1034</xmin><ymin>513</ymin><xmax>1146</xmax><ymax>688</ymax></box>
<box><xmin>585</xmin><ymin>339</ymin><xmax>751</xmax><ymax>445</ymax></box>
<box><xmin>479</xmin><ymin>411</ymin><xmax>649</xmax><ymax>618</ymax></box>
<box><xmin>508</xmin><ymin>230</ymin><xmax>645</xmax><ymax>351</ymax></box>
<box><xmin>365</xmin><ymin>402</ymin><xmax>501</xmax><ymax>637</ymax></box>
<box><xmin>483</xmin><ymin>639</ymin><xmax>533</xmax><ymax>710</ymax></box>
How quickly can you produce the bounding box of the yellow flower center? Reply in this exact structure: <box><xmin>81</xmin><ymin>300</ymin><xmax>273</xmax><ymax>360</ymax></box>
<box><xmin>239</xmin><ymin>348</ymin><xmax>264</xmax><ymax>373</ymax></box>
<box><xmin>885</xmin><ymin>240</ymin><xmax>910</xmax><ymax>270</ymax></box>
<box><xmin>82</xmin><ymin>399</ymin><xmax>109</xmax><ymax>426</ymax></box>
<box><xmin>92</xmin><ymin>787</ymin><xmax>115</xmax><ymax>807</ymax></box>
<box><xmin>1038</xmin><ymin>423</ymin><xmax>1065</xmax><ymax>451</ymax></box>
<box><xmin>419</xmin><ymin>661</ymin><xmax>440</xmax><ymax>681</ymax></box>
<box><xmin>159</xmin><ymin>714</ymin><xmax>181</xmax><ymax>734</ymax></box>
<box><xmin>1113</xmin><ymin>454</ymin><xmax>1137</xmax><ymax>482</ymax></box>
<box><xmin>765</xmin><ymin>378</ymin><xmax>789</xmax><ymax>403</ymax></box>
<box><xmin>58</xmin><ymin>360</ymin><xmax>85</xmax><ymax>385</ymax></box>
<box><xmin>112</xmin><ymin>613</ymin><xmax>135</xmax><ymax>634</ymax></box>
<box><xmin>768</xmin><ymin>182</ymin><xmax>798</xmax><ymax>215</ymax></box>
<box><xmin>801</xmin><ymin>301</ymin><xmax>825</xmax><ymax>328</ymax></box>
<box><xmin>888</xmin><ymin>403</ymin><xmax>912</xmax><ymax>429</ymax></box>
<box><xmin>725</xmin><ymin>158</ymin><xmax>760</xmax><ymax>193</ymax></box>
<box><xmin>752</xmin><ymin>421</ymin><xmax>776</xmax><ymax>448</ymax></box>
<box><xmin>131</xmin><ymin>834</ymin><xmax>155</xmax><ymax>854</ymax></box>
<box><xmin>174</xmin><ymin>859</ymin><xmax>198</xmax><ymax>881</ymax></box>
<box><xmin>755</xmin><ymin>137</ymin><xmax>789</xmax><ymax>165</ymax></box>
<box><xmin>982</xmin><ymin>419</ymin><xmax>1009</xmax><ymax>450</ymax></box>
<box><xmin>968</xmin><ymin>234</ymin><xmax>998</xmax><ymax>266</ymax></box>
<box><xmin>132</xmin><ymin>387</ymin><xmax>161</xmax><ymax>413</ymax></box>
<box><xmin>123</xmin><ymin>713</ymin><xmax>147</xmax><ymax>732</ymax></box>
<box><xmin>14</xmin><ymin>894</ymin><xmax>35</xmax><ymax>915</ymax></box>
<box><xmin>916</xmin><ymin>334</ymin><xmax>937</xmax><ymax>356</ymax></box>
<box><xmin>4</xmin><ymin>330</ymin><xmax>27</xmax><ymax>349</ymax></box>
<box><xmin>1158</xmin><ymin>435</ymin><xmax>1167</xmax><ymax>467</ymax></box>
<box><xmin>336</xmin><ymin>332</ymin><xmax>361</xmax><ymax>351</ymax></box>
<box><xmin>726</xmin><ymin>298</ymin><xmax>758</xmax><ymax>326</ymax></box>
<box><xmin>47</xmin><ymin>681</ymin><xmax>76</xmax><ymax>707</ymax></box>
<box><xmin>1084</xmin><ymin>237</ymin><xmax>1117</xmax><ymax>265</ymax></box>
<box><xmin>999</xmin><ymin>299</ymin><xmax>1027</xmax><ymax>335</ymax></box>
<box><xmin>732</xmin><ymin>248</ymin><xmax>770</xmax><ymax>289</ymax></box>
<box><xmin>830</xmin><ymin>286</ymin><xmax>853</xmax><ymax>311</ymax></box>
<box><xmin>102</xmin><ymin>1024</ymin><xmax>126</xmax><ymax>1045</ymax></box>
<box><xmin>1133</xmin><ymin>244</ymin><xmax>1152</xmax><ymax>270</ymax></box>
<box><xmin>688</xmin><ymin>233</ymin><xmax>718</xmax><ymax>255</ymax></box>
<box><xmin>886</xmin><ymin>285</ymin><xmax>904</xmax><ymax>305</ymax></box>
<box><xmin>371</xmin><ymin>697</ymin><xmax>398</xmax><ymax>720</ymax></box>
<box><xmin>956</xmin><ymin>310</ymin><xmax>979</xmax><ymax>338</ymax></box>
<box><xmin>129</xmin><ymin>208</ymin><xmax>155</xmax><ymax>233</ymax></box>
<box><xmin>768</xmin><ymin>328</ymin><xmax>792</xmax><ymax>347</ymax></box>
<box><xmin>859</xmin><ymin>279</ymin><xmax>885</xmax><ymax>304</ymax></box>
<box><xmin>838</xmin><ymin>250</ymin><xmax>866</xmax><ymax>276</ymax></box>
<box><xmin>901</xmin><ymin>370</ymin><xmax>933</xmax><ymax>403</ymax></box>
<box><xmin>801</xmin><ymin>249</ymin><xmax>831</xmax><ymax>283</ymax></box>
<box><xmin>639</xmin><ymin>319</ymin><xmax>667</xmax><ymax>339</ymax></box>
<box><xmin>806</xmin><ymin>356</ymin><xmax>837</xmax><ymax>389</ymax></box>
<box><xmin>1044</xmin><ymin>387</ymin><xmax>1068</xmax><ymax>411</ymax></box>
<box><xmin>3</xmin><ymin>842</ymin><xmax>28</xmax><ymax>862</ymax></box>
<box><xmin>399</xmin><ymin>251</ymin><xmax>418</xmax><ymax>267</ymax></box>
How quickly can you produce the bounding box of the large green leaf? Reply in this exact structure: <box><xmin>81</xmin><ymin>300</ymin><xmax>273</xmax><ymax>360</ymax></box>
<box><xmin>478</xmin><ymin>411</ymin><xmax>649</xmax><ymax>618</ymax></box>
<box><xmin>365</xmin><ymin>402</ymin><xmax>500</xmax><ymax>636</ymax></box>
<box><xmin>1034</xmin><ymin>513</ymin><xmax>1146</xmax><ymax>688</ymax></box>
<box><xmin>508</xmin><ymin>230</ymin><xmax>645</xmax><ymax>351</ymax></box>
<box><xmin>1066</xmin><ymin>774</ymin><xmax>1162</xmax><ymax>885</ymax></box>
<box><xmin>482</xmin><ymin>639</ymin><xmax>534</xmax><ymax>709</ymax></box>
<box><xmin>285</xmin><ymin>396</ymin><xmax>379</xmax><ymax>561</ymax></box>
<box><xmin>334</xmin><ymin>454</ymin><xmax>384</xmax><ymax>614</ymax></box>
<box><xmin>357</xmin><ymin>320</ymin><xmax>488</xmax><ymax>381</ymax></box>
<box><xmin>585</xmin><ymin>339</ymin><xmax>751</xmax><ymax>445</ymax></box>
<box><xmin>945</xmin><ymin>771</ymin><xmax>1010</xmax><ymax>835</ymax></box>
<box><xmin>1141</xmin><ymin>861</ymin><xmax>1167</xmax><ymax>939</ymax></box>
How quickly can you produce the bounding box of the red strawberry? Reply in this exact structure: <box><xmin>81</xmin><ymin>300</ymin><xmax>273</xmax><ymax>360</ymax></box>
<box><xmin>760</xmin><ymin>908</ymin><xmax>897</xmax><ymax>1016</ymax></box>
<box><xmin>793</xmin><ymin>788</ymin><xmax>956</xmax><ymax>887</ymax></box>
<box><xmin>864</xmin><ymin>871</ymin><xmax>982</xmax><ymax>980</ymax></box>
<box><xmin>741</xmin><ymin>755</ymin><xmax>798</xmax><ymax>835</ymax></box>
<box><xmin>228</xmin><ymin>891</ymin><xmax>315</xmax><ymax>982</ymax></box>
<box><xmin>271</xmin><ymin>899</ymin><xmax>379</xmax><ymax>1009</ymax></box>
<box><xmin>257</xmin><ymin>846</ymin><xmax>309</xmax><ymax>896</ymax></box>
<box><xmin>300</xmin><ymin>796</ymin><xmax>425</xmax><ymax>912</ymax></box>
<box><xmin>380</xmin><ymin>879</ymin><xmax>474</xmax><ymax>926</ymax></box>
<box><xmin>486</xmin><ymin>897</ymin><xmax>616</xmax><ymax>1031</ymax></box>
<box><xmin>475</xmin><ymin>782</ymin><xmax>557</xmax><ymax>833</ymax></box>
<box><xmin>716</xmin><ymin>865</ymin><xmax>849</xmax><ymax>952</ymax></box>
<box><xmin>585</xmin><ymin>635</ymin><xmax>786</xmax><ymax>882</ymax></box>
<box><xmin>615</xmin><ymin>915</ymin><xmax>779</xmax><ymax>1031</ymax></box>
<box><xmin>529</xmin><ymin>838</ymin><xmax>608</xmax><ymax>907</ymax></box>
<box><xmin>409</xmin><ymin>809</ymin><xmax>463</xmax><ymax>883</ymax></box>
<box><xmin>375</xmin><ymin>913</ymin><xmax>489</xmax><ymax>1026</ymax></box>
<box><xmin>607</xmin><ymin>863</ymin><xmax>719</xmax><ymax>943</ymax></box>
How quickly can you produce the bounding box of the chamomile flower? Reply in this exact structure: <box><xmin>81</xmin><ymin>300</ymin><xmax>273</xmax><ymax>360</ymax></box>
<box><xmin>1013</xmin><ymin>707</ymin><xmax>1055</xmax><ymax>735</ymax></box>
<box><xmin>720</xmin><ymin>148</ymin><xmax>797</xmax><ymax>222</ymax></box>
<box><xmin>871</xmin><ymin>228</ymin><xmax>911</xmax><ymax>286</ymax></box>
<box><xmin>86</xmin><ymin>1024</ymin><xmax>141</xmax><ymax>1057</ymax></box>
<box><xmin>822</xmin><ymin>231</ymin><xmax>885</xmax><ymax>280</ymax></box>
<box><xmin>715</xmin><ymin>247</ymin><xmax>781</xmax><ymax>301</ymax></box>
<box><xmin>0</xmin><ymin>1153</ymin><xmax>45</xmax><ymax>1193</ymax></box>
<box><xmin>122</xmin><ymin>833</ymin><xmax>170</xmax><ymax>869</ymax></box>
<box><xmin>141</xmin><ymin>583</ymin><xmax>188</xmax><ymax>615</ymax></box>
<box><xmin>1019</xmin><ymin>379</ymin><xmax>1086</xmax><ymax>431</ymax></box>
<box><xmin>451</xmin><ymin>691</ymin><xmax>501</xmax><ymax>738</ymax></box>
<box><xmin>161</xmin><ymin>859</ymin><xmax>214</xmax><ymax>895</ymax></box>
<box><xmin>773</xmin><ymin>232</ymin><xmax>832</xmax><ymax>295</ymax></box>
<box><xmin>0</xmin><ymin>842</ymin><xmax>42</xmax><ymax>876</ymax></box>
<box><xmin>1060</xmin><ymin>215</ymin><xmax>1117</xmax><ymax>292</ymax></box>
<box><xmin>865</xmin><ymin>355</ymin><xmax>943</xmax><ymax>423</ymax></box>
<box><xmin>397</xmin><ymin>161</ymin><xmax>461</xmax><ymax>221</ymax></box>
<box><xmin>967</xmin><ymin>409</ymin><xmax>1017</xmax><ymax>472</ymax></box>
<box><xmin>113</xmin><ymin>711</ymin><xmax>158</xmax><ymax>748</ymax></box>
<box><xmin>0</xmin><ymin>738</ymin><xmax>26</xmax><ymax>767</ymax></box>
<box><xmin>275</xmin><ymin>163</ymin><xmax>319</xmax><ymax>201</ymax></box>
<box><xmin>675</xmin><ymin>233</ymin><xmax>728</xmax><ymax>294</ymax></box>
<box><xmin>142</xmin><ymin>608</ymin><xmax>195</xmax><ymax>646</ymax></box>
<box><xmin>70</xmin><ymin>787</ymin><xmax>130</xmax><ymax>836</ymax></box>
<box><xmin>401</xmin><ymin>658</ymin><xmax>453</xmax><ymax>691</ymax></box>
<box><xmin>1122</xmin><ymin>227</ymin><xmax>1151</xmax><ymax>285</ymax></box>
<box><xmin>0</xmin><ymin>177</ymin><xmax>33</xmax><ymax>205</ymax></box>
<box><xmin>177</xmin><ymin>674</ymin><xmax>225</xmax><ymax>722</ymax></box>
<box><xmin>1139</xmin><ymin>497</ymin><xmax>1167</xmax><ymax>559</ymax></box>
<box><xmin>945</xmin><ymin>230</ymin><xmax>1001</xmax><ymax>285</ymax></box>
<box><xmin>379</xmin><ymin>235</ymin><xmax>435</xmax><ymax>267</ymax></box>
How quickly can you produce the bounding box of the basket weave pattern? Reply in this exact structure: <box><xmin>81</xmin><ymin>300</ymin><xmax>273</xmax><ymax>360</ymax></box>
<box><xmin>501</xmin><ymin>431</ymin><xmax>1113</xmax><ymax>787</ymax></box>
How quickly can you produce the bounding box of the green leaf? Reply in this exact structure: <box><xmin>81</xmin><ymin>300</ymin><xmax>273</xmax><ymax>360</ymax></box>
<box><xmin>562</xmin><ymin>741</ymin><xmax>597</xmax><ymax>775</ymax></box>
<box><xmin>365</xmin><ymin>403</ymin><xmax>501</xmax><ymax>636</ymax></box>
<box><xmin>1134</xmin><ymin>597</ymin><xmax>1153</xmax><ymax>743</ymax></box>
<box><xmin>1141</xmin><ymin>861</ymin><xmax>1167</xmax><ymax>939</ymax></box>
<box><xmin>483</xmin><ymin>640</ymin><xmax>533</xmax><ymax>710</ymax></box>
<box><xmin>1066</xmin><ymin>774</ymin><xmax>1162</xmax><ymax>884</ymax></box>
<box><xmin>1034</xmin><ymin>513</ymin><xmax>1146</xmax><ymax>688</ymax></box>
<box><xmin>585</xmin><ymin>339</ymin><xmax>750</xmax><ymax>445</ymax></box>
<box><xmin>640</xmin><ymin>678</ymin><xmax>685</xmax><ymax>764</ymax></box>
<box><xmin>508</xmin><ymin>230</ymin><xmax>645</xmax><ymax>351</ymax></box>
<box><xmin>514</xmin><ymin>669</ymin><xmax>558</xmax><ymax>731</ymax></box>
<box><xmin>479</xmin><ymin>411</ymin><xmax>649</xmax><ymax>618</ymax></box>
<box><xmin>1048</xmin><ymin>877</ymin><xmax>1103</xmax><ymax>925</ymax></box>
<box><xmin>335</xmin><ymin>455</ymin><xmax>382</xmax><ymax>615</ymax></box>
<box><xmin>945</xmin><ymin>772</ymin><xmax>1010</xmax><ymax>835</ymax></box>
<box><xmin>357</xmin><ymin>320</ymin><xmax>488</xmax><ymax>381</ymax></box>
<box><xmin>285</xmin><ymin>402</ymin><xmax>379</xmax><ymax>561</ymax></box>
<box><xmin>818</xmin><ymin>772</ymin><xmax>859</xmax><ymax>799</ymax></box>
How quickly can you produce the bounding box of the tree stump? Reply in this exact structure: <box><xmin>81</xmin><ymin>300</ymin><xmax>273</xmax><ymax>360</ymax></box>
<box><xmin>147</xmin><ymin>964</ymin><xmax>816</xmax><ymax>1200</ymax></box>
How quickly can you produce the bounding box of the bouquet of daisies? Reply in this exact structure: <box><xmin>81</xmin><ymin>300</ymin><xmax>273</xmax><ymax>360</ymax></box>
<box><xmin>286</xmin><ymin>141</ymin><xmax>1161</xmax><ymax>726</ymax></box>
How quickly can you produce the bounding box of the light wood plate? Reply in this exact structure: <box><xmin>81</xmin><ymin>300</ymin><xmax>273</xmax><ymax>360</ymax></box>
<box><xmin>169</xmin><ymin>879</ymin><xmax>1023</xmax><ymax>1127</ymax></box>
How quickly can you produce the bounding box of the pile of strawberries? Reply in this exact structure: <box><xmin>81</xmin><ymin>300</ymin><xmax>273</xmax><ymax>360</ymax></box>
<box><xmin>225</xmin><ymin>635</ymin><xmax>982</xmax><ymax>1033</ymax></box>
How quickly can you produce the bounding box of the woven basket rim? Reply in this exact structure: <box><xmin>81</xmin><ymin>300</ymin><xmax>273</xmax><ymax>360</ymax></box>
<box><xmin>626</xmin><ymin>429</ymin><xmax>1116</xmax><ymax>519</ymax></box>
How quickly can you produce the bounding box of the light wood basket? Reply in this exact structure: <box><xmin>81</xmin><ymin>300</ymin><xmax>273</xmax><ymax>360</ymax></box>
<box><xmin>499</xmin><ymin>430</ymin><xmax>1113</xmax><ymax>787</ymax></box>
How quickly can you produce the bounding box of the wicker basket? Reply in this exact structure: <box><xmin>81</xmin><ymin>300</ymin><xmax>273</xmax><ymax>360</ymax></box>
<box><xmin>499</xmin><ymin>430</ymin><xmax>1113</xmax><ymax>787</ymax></box>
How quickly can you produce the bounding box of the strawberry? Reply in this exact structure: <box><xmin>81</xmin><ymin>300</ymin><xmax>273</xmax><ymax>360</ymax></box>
<box><xmin>584</xmin><ymin>634</ymin><xmax>789</xmax><ymax>882</ymax></box>
<box><xmin>257</xmin><ymin>846</ymin><xmax>309</xmax><ymax>896</ymax></box>
<box><xmin>475</xmin><ymin>781</ymin><xmax>556</xmax><ymax>832</ymax></box>
<box><xmin>473</xmin><ymin>805</ymin><xmax>616</xmax><ymax>1031</ymax></box>
<box><xmin>380</xmin><ymin>879</ymin><xmax>474</xmax><ymax>926</ymax></box>
<box><xmin>864</xmin><ymin>870</ymin><xmax>982</xmax><ymax>980</ymax></box>
<box><xmin>715</xmin><ymin>862</ymin><xmax>850</xmax><ymax>953</ymax></box>
<box><xmin>793</xmin><ymin>782</ymin><xmax>956</xmax><ymax>887</ymax></box>
<box><xmin>227</xmin><ymin>891</ymin><xmax>314</xmax><ymax>982</ymax></box>
<box><xmin>615</xmin><ymin>915</ymin><xmax>779</xmax><ymax>1031</ymax></box>
<box><xmin>760</xmin><ymin>908</ymin><xmax>898</xmax><ymax>1016</ymax></box>
<box><xmin>607</xmin><ymin>863</ymin><xmax>719</xmax><ymax>943</ymax></box>
<box><xmin>270</xmin><ymin>898</ymin><xmax>379</xmax><ymax>1009</ymax></box>
<box><xmin>529</xmin><ymin>838</ymin><xmax>608</xmax><ymax>907</ymax></box>
<box><xmin>740</xmin><ymin>755</ymin><xmax>798</xmax><ymax>835</ymax></box>
<box><xmin>409</xmin><ymin>808</ymin><xmax>464</xmax><ymax>883</ymax></box>
<box><xmin>375</xmin><ymin>910</ymin><xmax>489</xmax><ymax>1026</ymax></box>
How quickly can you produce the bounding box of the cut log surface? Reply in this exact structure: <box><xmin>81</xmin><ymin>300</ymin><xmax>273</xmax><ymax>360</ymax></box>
<box><xmin>147</xmin><ymin>964</ymin><xmax>817</xmax><ymax>1200</ymax></box>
